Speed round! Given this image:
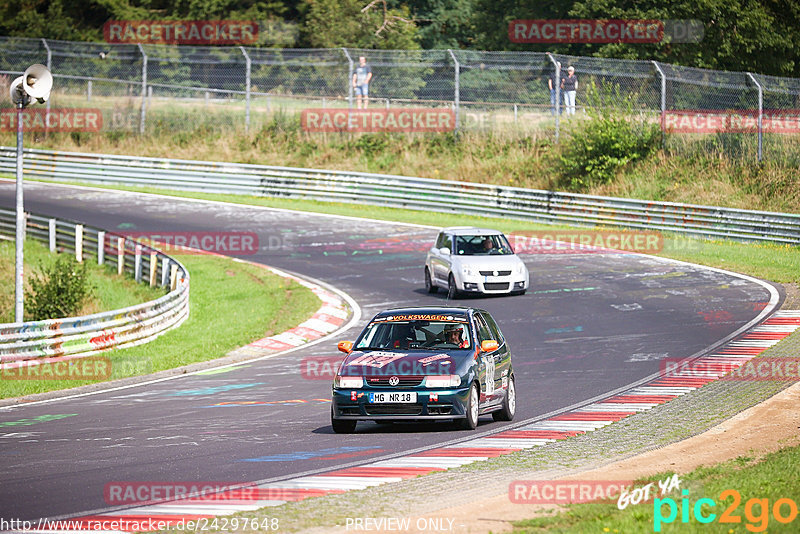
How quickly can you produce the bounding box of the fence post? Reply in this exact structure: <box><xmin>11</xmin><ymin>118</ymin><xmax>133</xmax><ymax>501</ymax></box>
<box><xmin>134</xmin><ymin>243</ymin><xmax>142</xmax><ymax>282</ymax></box>
<box><xmin>161</xmin><ymin>257</ymin><xmax>170</xmax><ymax>287</ymax></box>
<box><xmin>42</xmin><ymin>39</ymin><xmax>52</xmax><ymax>124</ymax></box>
<box><xmin>240</xmin><ymin>46</ymin><xmax>251</xmax><ymax>133</ymax></box>
<box><xmin>149</xmin><ymin>252</ymin><xmax>158</xmax><ymax>286</ymax></box>
<box><xmin>48</xmin><ymin>218</ymin><xmax>56</xmax><ymax>251</ymax></box>
<box><xmin>342</xmin><ymin>48</ymin><xmax>354</xmax><ymax>109</ymax></box>
<box><xmin>547</xmin><ymin>53</ymin><xmax>560</xmax><ymax>143</ymax></box>
<box><xmin>746</xmin><ymin>72</ymin><xmax>763</xmax><ymax>162</ymax></box>
<box><xmin>138</xmin><ymin>44</ymin><xmax>148</xmax><ymax>135</ymax></box>
<box><xmin>75</xmin><ymin>224</ymin><xmax>83</xmax><ymax>263</ymax></box>
<box><xmin>448</xmin><ymin>49</ymin><xmax>460</xmax><ymax>134</ymax></box>
<box><xmin>87</xmin><ymin>80</ymin><xmax>92</xmax><ymax>101</ymax></box>
<box><xmin>652</xmin><ymin>61</ymin><xmax>667</xmax><ymax>150</ymax></box>
<box><xmin>98</xmin><ymin>230</ymin><xmax>105</xmax><ymax>265</ymax></box>
<box><xmin>117</xmin><ymin>237</ymin><xmax>125</xmax><ymax>275</ymax></box>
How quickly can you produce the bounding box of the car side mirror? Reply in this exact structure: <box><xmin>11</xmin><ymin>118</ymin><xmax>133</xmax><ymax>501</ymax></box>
<box><xmin>337</xmin><ymin>341</ymin><xmax>354</xmax><ymax>353</ymax></box>
<box><xmin>439</xmin><ymin>247</ymin><xmax>450</xmax><ymax>255</ymax></box>
<box><xmin>481</xmin><ymin>340</ymin><xmax>499</xmax><ymax>353</ymax></box>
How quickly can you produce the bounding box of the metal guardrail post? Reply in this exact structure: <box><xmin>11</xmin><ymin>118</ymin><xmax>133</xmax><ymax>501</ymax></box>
<box><xmin>49</xmin><ymin>218</ymin><xmax>56</xmax><ymax>251</ymax></box>
<box><xmin>240</xmin><ymin>46</ymin><xmax>251</xmax><ymax>133</ymax></box>
<box><xmin>652</xmin><ymin>61</ymin><xmax>667</xmax><ymax>150</ymax></box>
<box><xmin>448</xmin><ymin>49</ymin><xmax>460</xmax><ymax>134</ymax></box>
<box><xmin>747</xmin><ymin>73</ymin><xmax>763</xmax><ymax>162</ymax></box>
<box><xmin>98</xmin><ymin>230</ymin><xmax>105</xmax><ymax>264</ymax></box>
<box><xmin>134</xmin><ymin>243</ymin><xmax>142</xmax><ymax>282</ymax></box>
<box><xmin>138</xmin><ymin>44</ymin><xmax>148</xmax><ymax>135</ymax></box>
<box><xmin>75</xmin><ymin>224</ymin><xmax>83</xmax><ymax>263</ymax></box>
<box><xmin>342</xmin><ymin>48</ymin><xmax>354</xmax><ymax>109</ymax></box>
<box><xmin>547</xmin><ymin>53</ymin><xmax>560</xmax><ymax>143</ymax></box>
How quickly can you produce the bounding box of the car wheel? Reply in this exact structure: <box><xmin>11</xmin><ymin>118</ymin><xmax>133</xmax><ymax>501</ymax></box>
<box><xmin>331</xmin><ymin>407</ymin><xmax>357</xmax><ymax>434</ymax></box>
<box><xmin>425</xmin><ymin>267</ymin><xmax>437</xmax><ymax>294</ymax></box>
<box><xmin>493</xmin><ymin>375</ymin><xmax>516</xmax><ymax>421</ymax></box>
<box><xmin>447</xmin><ymin>274</ymin><xmax>460</xmax><ymax>300</ymax></box>
<box><xmin>460</xmin><ymin>382</ymin><xmax>480</xmax><ymax>430</ymax></box>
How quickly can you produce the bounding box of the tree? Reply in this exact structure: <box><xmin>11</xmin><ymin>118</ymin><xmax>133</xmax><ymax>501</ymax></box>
<box><xmin>300</xmin><ymin>0</ymin><xmax>420</xmax><ymax>49</ymax></box>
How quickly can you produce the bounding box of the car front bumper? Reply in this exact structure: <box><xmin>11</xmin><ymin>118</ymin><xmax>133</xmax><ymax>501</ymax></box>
<box><xmin>332</xmin><ymin>386</ymin><xmax>470</xmax><ymax>421</ymax></box>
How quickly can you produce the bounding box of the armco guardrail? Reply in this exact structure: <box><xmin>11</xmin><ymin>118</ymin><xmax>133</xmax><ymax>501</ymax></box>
<box><xmin>0</xmin><ymin>207</ymin><xmax>189</xmax><ymax>363</ymax></box>
<box><xmin>1</xmin><ymin>147</ymin><xmax>799</xmax><ymax>245</ymax></box>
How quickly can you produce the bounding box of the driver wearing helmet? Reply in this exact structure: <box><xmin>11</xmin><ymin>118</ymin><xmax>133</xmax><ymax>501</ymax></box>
<box><xmin>443</xmin><ymin>323</ymin><xmax>469</xmax><ymax>348</ymax></box>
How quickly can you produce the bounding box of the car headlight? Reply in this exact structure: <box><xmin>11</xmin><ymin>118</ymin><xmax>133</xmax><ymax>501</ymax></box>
<box><xmin>334</xmin><ymin>376</ymin><xmax>363</xmax><ymax>388</ymax></box>
<box><xmin>424</xmin><ymin>375</ymin><xmax>461</xmax><ymax>388</ymax></box>
<box><xmin>516</xmin><ymin>262</ymin><xmax>525</xmax><ymax>275</ymax></box>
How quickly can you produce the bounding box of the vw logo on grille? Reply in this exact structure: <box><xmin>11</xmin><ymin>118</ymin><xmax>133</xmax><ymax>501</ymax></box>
<box><xmin>388</xmin><ymin>376</ymin><xmax>400</xmax><ymax>386</ymax></box>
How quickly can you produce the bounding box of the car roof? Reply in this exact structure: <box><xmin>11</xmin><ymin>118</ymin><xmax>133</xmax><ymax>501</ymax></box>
<box><xmin>372</xmin><ymin>306</ymin><xmax>488</xmax><ymax>319</ymax></box>
<box><xmin>441</xmin><ymin>226</ymin><xmax>505</xmax><ymax>236</ymax></box>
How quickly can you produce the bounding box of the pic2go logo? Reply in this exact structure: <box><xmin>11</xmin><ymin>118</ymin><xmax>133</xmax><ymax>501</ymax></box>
<box><xmin>654</xmin><ymin>489</ymin><xmax>799</xmax><ymax>532</ymax></box>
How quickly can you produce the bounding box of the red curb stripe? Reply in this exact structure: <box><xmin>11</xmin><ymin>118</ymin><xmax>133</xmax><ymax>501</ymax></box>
<box><xmin>413</xmin><ymin>448</ymin><xmax>520</xmax><ymax>457</ymax></box>
<box><xmin>762</xmin><ymin>318</ymin><xmax>800</xmax><ymax>325</ymax></box>
<box><xmin>604</xmin><ymin>395</ymin><xmax>676</xmax><ymax>403</ymax></box>
<box><xmin>550</xmin><ymin>412</ymin><xmax>635</xmax><ymax>421</ymax></box>
<box><xmin>324</xmin><ymin>467</ymin><xmax>445</xmax><ymax>478</ymax></box>
<box><xmin>488</xmin><ymin>430</ymin><xmax>584</xmax><ymax>439</ymax></box>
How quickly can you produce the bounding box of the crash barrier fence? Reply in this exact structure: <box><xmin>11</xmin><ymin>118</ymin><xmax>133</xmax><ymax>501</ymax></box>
<box><xmin>0</xmin><ymin>205</ymin><xmax>190</xmax><ymax>363</ymax></box>
<box><xmin>1</xmin><ymin>147</ymin><xmax>798</xmax><ymax>247</ymax></box>
<box><xmin>2</xmin><ymin>37</ymin><xmax>800</xmax><ymax>161</ymax></box>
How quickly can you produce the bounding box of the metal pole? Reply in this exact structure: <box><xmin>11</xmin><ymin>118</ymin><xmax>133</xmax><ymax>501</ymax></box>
<box><xmin>240</xmin><ymin>46</ymin><xmax>251</xmax><ymax>133</ymax></box>
<box><xmin>15</xmin><ymin>101</ymin><xmax>24</xmax><ymax>322</ymax></box>
<box><xmin>448</xmin><ymin>49</ymin><xmax>460</xmax><ymax>134</ymax></box>
<box><xmin>42</xmin><ymin>39</ymin><xmax>52</xmax><ymax>128</ymax></box>
<box><xmin>138</xmin><ymin>44</ymin><xmax>147</xmax><ymax>135</ymax></box>
<box><xmin>652</xmin><ymin>61</ymin><xmax>667</xmax><ymax>150</ymax></box>
<box><xmin>547</xmin><ymin>53</ymin><xmax>560</xmax><ymax>143</ymax></box>
<box><xmin>342</xmin><ymin>48</ymin><xmax>354</xmax><ymax>109</ymax></box>
<box><xmin>747</xmin><ymin>72</ymin><xmax>763</xmax><ymax>162</ymax></box>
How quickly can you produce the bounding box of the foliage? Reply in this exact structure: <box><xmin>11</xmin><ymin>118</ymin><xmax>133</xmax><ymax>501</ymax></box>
<box><xmin>27</xmin><ymin>255</ymin><xmax>93</xmax><ymax>321</ymax></box>
<box><xmin>558</xmin><ymin>80</ymin><xmax>661</xmax><ymax>191</ymax></box>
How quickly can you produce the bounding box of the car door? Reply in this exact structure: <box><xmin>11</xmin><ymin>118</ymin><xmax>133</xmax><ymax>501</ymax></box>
<box><xmin>430</xmin><ymin>232</ymin><xmax>452</xmax><ymax>283</ymax></box>
<box><xmin>474</xmin><ymin>312</ymin><xmax>501</xmax><ymax>405</ymax></box>
<box><xmin>480</xmin><ymin>312</ymin><xmax>511</xmax><ymax>400</ymax></box>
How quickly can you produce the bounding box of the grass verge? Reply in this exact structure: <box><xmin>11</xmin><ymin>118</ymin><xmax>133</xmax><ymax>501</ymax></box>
<box><xmin>0</xmin><ymin>239</ymin><xmax>165</xmax><ymax>323</ymax></box>
<box><xmin>512</xmin><ymin>445</ymin><xmax>800</xmax><ymax>533</ymax></box>
<box><xmin>1</xmin><ymin>251</ymin><xmax>321</xmax><ymax>399</ymax></box>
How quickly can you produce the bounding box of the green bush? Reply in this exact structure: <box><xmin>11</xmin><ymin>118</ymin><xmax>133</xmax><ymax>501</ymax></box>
<box><xmin>28</xmin><ymin>255</ymin><xmax>93</xmax><ymax>321</ymax></box>
<box><xmin>558</xmin><ymin>81</ymin><xmax>660</xmax><ymax>191</ymax></box>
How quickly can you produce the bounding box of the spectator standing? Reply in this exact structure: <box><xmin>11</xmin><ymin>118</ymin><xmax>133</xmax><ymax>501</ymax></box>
<box><xmin>548</xmin><ymin>62</ymin><xmax>561</xmax><ymax>115</ymax></box>
<box><xmin>353</xmin><ymin>56</ymin><xmax>373</xmax><ymax>109</ymax></box>
<box><xmin>561</xmin><ymin>66</ymin><xmax>578</xmax><ymax>116</ymax></box>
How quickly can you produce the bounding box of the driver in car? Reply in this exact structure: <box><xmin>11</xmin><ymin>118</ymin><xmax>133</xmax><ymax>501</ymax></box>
<box><xmin>444</xmin><ymin>323</ymin><xmax>469</xmax><ymax>348</ymax></box>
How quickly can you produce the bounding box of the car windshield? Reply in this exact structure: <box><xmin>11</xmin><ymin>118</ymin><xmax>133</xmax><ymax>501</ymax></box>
<box><xmin>454</xmin><ymin>234</ymin><xmax>513</xmax><ymax>255</ymax></box>
<box><xmin>355</xmin><ymin>320</ymin><xmax>472</xmax><ymax>350</ymax></box>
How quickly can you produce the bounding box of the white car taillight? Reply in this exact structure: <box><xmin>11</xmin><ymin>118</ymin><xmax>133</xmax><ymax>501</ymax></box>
<box><xmin>424</xmin><ymin>375</ymin><xmax>461</xmax><ymax>388</ymax></box>
<box><xmin>335</xmin><ymin>376</ymin><xmax>363</xmax><ymax>388</ymax></box>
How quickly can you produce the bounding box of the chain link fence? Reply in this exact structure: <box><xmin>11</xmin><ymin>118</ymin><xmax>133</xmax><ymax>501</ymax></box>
<box><xmin>2</xmin><ymin>36</ymin><xmax>800</xmax><ymax>162</ymax></box>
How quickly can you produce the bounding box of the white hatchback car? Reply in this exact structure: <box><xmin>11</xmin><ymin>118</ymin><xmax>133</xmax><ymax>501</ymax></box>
<box><xmin>425</xmin><ymin>227</ymin><xmax>529</xmax><ymax>298</ymax></box>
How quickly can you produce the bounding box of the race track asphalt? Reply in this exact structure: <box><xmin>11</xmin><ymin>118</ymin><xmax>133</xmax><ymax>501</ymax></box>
<box><xmin>0</xmin><ymin>181</ymin><xmax>778</xmax><ymax>521</ymax></box>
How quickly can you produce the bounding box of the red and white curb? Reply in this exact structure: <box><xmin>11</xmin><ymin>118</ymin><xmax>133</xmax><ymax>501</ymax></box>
<box><xmin>25</xmin><ymin>311</ymin><xmax>800</xmax><ymax>532</ymax></box>
<box><xmin>228</xmin><ymin>265</ymin><xmax>350</xmax><ymax>356</ymax></box>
